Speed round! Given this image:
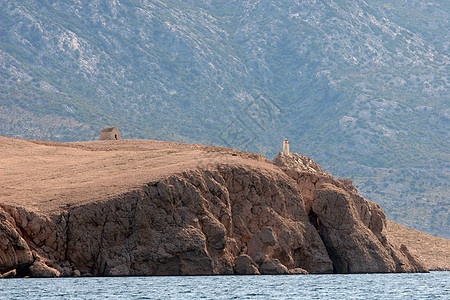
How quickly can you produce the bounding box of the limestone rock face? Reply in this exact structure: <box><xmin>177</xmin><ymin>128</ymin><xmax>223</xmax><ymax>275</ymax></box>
<box><xmin>1</xmin><ymin>269</ymin><xmax>17</xmax><ymax>278</ymax></box>
<box><xmin>273</xmin><ymin>153</ymin><xmax>427</xmax><ymax>273</ymax></box>
<box><xmin>260</xmin><ymin>258</ymin><xmax>289</xmax><ymax>275</ymax></box>
<box><xmin>234</xmin><ymin>254</ymin><xmax>260</xmax><ymax>275</ymax></box>
<box><xmin>0</xmin><ymin>207</ymin><xmax>33</xmax><ymax>275</ymax></box>
<box><xmin>0</xmin><ymin>164</ymin><xmax>333</xmax><ymax>276</ymax></box>
<box><xmin>29</xmin><ymin>260</ymin><xmax>61</xmax><ymax>278</ymax></box>
<box><xmin>0</xmin><ymin>152</ymin><xmax>430</xmax><ymax>276</ymax></box>
<box><xmin>288</xmin><ymin>267</ymin><xmax>308</xmax><ymax>275</ymax></box>
<box><xmin>313</xmin><ymin>185</ymin><xmax>396</xmax><ymax>273</ymax></box>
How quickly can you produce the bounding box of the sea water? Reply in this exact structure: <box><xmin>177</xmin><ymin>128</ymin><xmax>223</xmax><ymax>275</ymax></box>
<box><xmin>0</xmin><ymin>272</ymin><xmax>449</xmax><ymax>299</ymax></box>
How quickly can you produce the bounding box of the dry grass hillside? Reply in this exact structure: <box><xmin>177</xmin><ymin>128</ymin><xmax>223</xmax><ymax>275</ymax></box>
<box><xmin>0</xmin><ymin>137</ymin><xmax>267</xmax><ymax>215</ymax></box>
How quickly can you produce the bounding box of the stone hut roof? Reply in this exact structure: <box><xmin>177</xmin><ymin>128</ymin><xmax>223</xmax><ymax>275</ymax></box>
<box><xmin>101</xmin><ymin>127</ymin><xmax>117</xmax><ymax>133</ymax></box>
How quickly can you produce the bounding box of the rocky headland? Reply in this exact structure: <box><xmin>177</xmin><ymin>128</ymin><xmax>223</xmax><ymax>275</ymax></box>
<box><xmin>0</xmin><ymin>137</ymin><xmax>448</xmax><ymax>278</ymax></box>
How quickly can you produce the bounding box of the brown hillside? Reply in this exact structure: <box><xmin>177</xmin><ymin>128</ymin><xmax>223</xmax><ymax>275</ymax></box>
<box><xmin>1</xmin><ymin>137</ymin><xmax>448</xmax><ymax>277</ymax></box>
<box><xmin>0</xmin><ymin>137</ymin><xmax>267</xmax><ymax>215</ymax></box>
<box><xmin>386</xmin><ymin>220</ymin><xmax>450</xmax><ymax>271</ymax></box>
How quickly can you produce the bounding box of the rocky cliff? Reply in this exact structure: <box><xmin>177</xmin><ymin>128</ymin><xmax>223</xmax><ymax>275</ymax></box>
<box><xmin>0</xmin><ymin>138</ymin><xmax>436</xmax><ymax>277</ymax></box>
<box><xmin>272</xmin><ymin>153</ymin><xmax>428</xmax><ymax>273</ymax></box>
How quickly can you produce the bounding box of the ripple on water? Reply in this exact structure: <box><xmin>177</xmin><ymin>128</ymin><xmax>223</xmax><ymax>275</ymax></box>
<box><xmin>0</xmin><ymin>272</ymin><xmax>449</xmax><ymax>299</ymax></box>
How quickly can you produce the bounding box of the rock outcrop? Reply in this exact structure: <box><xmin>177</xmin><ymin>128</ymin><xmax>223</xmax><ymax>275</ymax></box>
<box><xmin>0</xmin><ymin>138</ymin><xmax>434</xmax><ymax>277</ymax></box>
<box><xmin>273</xmin><ymin>153</ymin><xmax>427</xmax><ymax>273</ymax></box>
<box><xmin>0</xmin><ymin>207</ymin><xmax>33</xmax><ymax>275</ymax></box>
<box><xmin>0</xmin><ymin>164</ymin><xmax>334</xmax><ymax>277</ymax></box>
<box><xmin>234</xmin><ymin>254</ymin><xmax>260</xmax><ymax>275</ymax></box>
<box><xmin>29</xmin><ymin>259</ymin><xmax>61</xmax><ymax>278</ymax></box>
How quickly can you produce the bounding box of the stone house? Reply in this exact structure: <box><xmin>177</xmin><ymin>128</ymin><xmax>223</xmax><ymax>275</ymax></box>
<box><xmin>100</xmin><ymin>127</ymin><xmax>121</xmax><ymax>140</ymax></box>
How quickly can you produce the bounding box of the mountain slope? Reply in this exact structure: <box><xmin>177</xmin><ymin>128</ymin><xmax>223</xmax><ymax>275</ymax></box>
<box><xmin>0</xmin><ymin>0</ymin><xmax>448</xmax><ymax>237</ymax></box>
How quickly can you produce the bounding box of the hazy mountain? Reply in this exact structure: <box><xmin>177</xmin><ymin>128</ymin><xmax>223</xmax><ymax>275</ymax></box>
<box><xmin>0</xmin><ymin>0</ymin><xmax>448</xmax><ymax>237</ymax></box>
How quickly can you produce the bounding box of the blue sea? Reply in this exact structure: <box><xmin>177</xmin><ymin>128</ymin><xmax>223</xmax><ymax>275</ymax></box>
<box><xmin>1</xmin><ymin>272</ymin><xmax>449</xmax><ymax>299</ymax></box>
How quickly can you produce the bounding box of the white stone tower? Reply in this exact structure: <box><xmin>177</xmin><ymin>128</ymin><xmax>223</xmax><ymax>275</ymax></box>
<box><xmin>283</xmin><ymin>139</ymin><xmax>290</xmax><ymax>156</ymax></box>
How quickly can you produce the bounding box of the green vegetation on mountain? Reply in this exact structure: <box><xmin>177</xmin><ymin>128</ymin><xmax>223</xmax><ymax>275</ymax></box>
<box><xmin>0</xmin><ymin>0</ymin><xmax>448</xmax><ymax>237</ymax></box>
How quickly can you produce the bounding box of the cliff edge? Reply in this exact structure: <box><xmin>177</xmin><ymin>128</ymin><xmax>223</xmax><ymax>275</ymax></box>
<box><xmin>0</xmin><ymin>137</ymin><xmax>445</xmax><ymax>277</ymax></box>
